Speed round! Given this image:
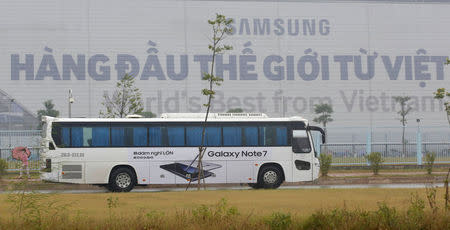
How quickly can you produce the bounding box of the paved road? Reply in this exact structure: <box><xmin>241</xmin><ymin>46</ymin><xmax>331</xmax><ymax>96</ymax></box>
<box><xmin>0</xmin><ymin>183</ymin><xmax>445</xmax><ymax>194</ymax></box>
<box><xmin>2</xmin><ymin>171</ymin><xmax>447</xmax><ymax>194</ymax></box>
<box><xmin>328</xmin><ymin>171</ymin><xmax>449</xmax><ymax>177</ymax></box>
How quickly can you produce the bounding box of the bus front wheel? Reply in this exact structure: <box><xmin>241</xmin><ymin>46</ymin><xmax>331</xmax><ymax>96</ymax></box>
<box><xmin>258</xmin><ymin>166</ymin><xmax>283</xmax><ymax>189</ymax></box>
<box><xmin>108</xmin><ymin>167</ymin><xmax>136</xmax><ymax>192</ymax></box>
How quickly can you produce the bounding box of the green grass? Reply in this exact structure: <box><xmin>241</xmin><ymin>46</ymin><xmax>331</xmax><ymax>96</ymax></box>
<box><xmin>0</xmin><ymin>172</ymin><xmax>40</xmax><ymax>180</ymax></box>
<box><xmin>332</xmin><ymin>157</ymin><xmax>450</xmax><ymax>165</ymax></box>
<box><xmin>330</xmin><ymin>167</ymin><xmax>450</xmax><ymax>173</ymax></box>
<box><xmin>0</xmin><ymin>187</ymin><xmax>446</xmax><ymax>218</ymax></box>
<box><xmin>332</xmin><ymin>157</ymin><xmax>417</xmax><ymax>165</ymax></box>
<box><xmin>0</xmin><ymin>187</ymin><xmax>448</xmax><ymax>230</ymax></box>
<box><xmin>5</xmin><ymin>160</ymin><xmax>40</xmax><ymax>170</ymax></box>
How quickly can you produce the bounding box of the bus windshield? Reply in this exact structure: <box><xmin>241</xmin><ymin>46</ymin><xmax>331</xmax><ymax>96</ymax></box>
<box><xmin>41</xmin><ymin>121</ymin><xmax>47</xmax><ymax>138</ymax></box>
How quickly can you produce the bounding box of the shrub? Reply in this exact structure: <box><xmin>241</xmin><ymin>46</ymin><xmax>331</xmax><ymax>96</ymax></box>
<box><xmin>192</xmin><ymin>198</ymin><xmax>239</xmax><ymax>222</ymax></box>
<box><xmin>0</xmin><ymin>158</ymin><xmax>7</xmax><ymax>178</ymax></box>
<box><xmin>319</xmin><ymin>153</ymin><xmax>332</xmax><ymax>177</ymax></box>
<box><xmin>406</xmin><ymin>193</ymin><xmax>426</xmax><ymax>228</ymax></box>
<box><xmin>265</xmin><ymin>212</ymin><xmax>292</xmax><ymax>230</ymax></box>
<box><xmin>366</xmin><ymin>152</ymin><xmax>383</xmax><ymax>175</ymax></box>
<box><xmin>424</xmin><ymin>152</ymin><xmax>436</xmax><ymax>175</ymax></box>
<box><xmin>376</xmin><ymin>202</ymin><xmax>400</xmax><ymax>229</ymax></box>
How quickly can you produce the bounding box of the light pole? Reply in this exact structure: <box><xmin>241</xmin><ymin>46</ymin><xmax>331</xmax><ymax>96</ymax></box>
<box><xmin>68</xmin><ymin>89</ymin><xmax>74</xmax><ymax>118</ymax></box>
<box><xmin>416</xmin><ymin>118</ymin><xmax>422</xmax><ymax>165</ymax></box>
<box><xmin>8</xmin><ymin>99</ymin><xmax>14</xmax><ymax>148</ymax></box>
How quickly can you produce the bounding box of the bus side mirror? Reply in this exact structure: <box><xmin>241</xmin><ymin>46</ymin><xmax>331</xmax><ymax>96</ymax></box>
<box><xmin>308</xmin><ymin>126</ymin><xmax>326</xmax><ymax>144</ymax></box>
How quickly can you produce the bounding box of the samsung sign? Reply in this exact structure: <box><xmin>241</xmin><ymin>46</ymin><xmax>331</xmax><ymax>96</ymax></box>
<box><xmin>0</xmin><ymin>0</ymin><xmax>449</xmax><ymax>127</ymax></box>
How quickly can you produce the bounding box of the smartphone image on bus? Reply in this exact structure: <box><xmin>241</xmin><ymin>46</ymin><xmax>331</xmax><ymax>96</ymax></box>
<box><xmin>160</xmin><ymin>161</ymin><xmax>221</xmax><ymax>181</ymax></box>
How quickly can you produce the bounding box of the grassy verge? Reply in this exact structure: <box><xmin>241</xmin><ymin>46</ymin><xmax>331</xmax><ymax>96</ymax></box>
<box><xmin>1</xmin><ymin>172</ymin><xmax>40</xmax><ymax>180</ymax></box>
<box><xmin>0</xmin><ymin>187</ymin><xmax>449</xmax><ymax>229</ymax></box>
<box><xmin>329</xmin><ymin>167</ymin><xmax>450</xmax><ymax>174</ymax></box>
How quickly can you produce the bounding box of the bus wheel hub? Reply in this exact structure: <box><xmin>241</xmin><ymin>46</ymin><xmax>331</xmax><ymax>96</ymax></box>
<box><xmin>263</xmin><ymin>171</ymin><xmax>277</xmax><ymax>184</ymax></box>
<box><xmin>116</xmin><ymin>172</ymin><xmax>131</xmax><ymax>188</ymax></box>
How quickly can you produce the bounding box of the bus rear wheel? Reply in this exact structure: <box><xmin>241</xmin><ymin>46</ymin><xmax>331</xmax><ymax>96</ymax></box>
<box><xmin>108</xmin><ymin>167</ymin><xmax>136</xmax><ymax>192</ymax></box>
<box><xmin>258</xmin><ymin>166</ymin><xmax>283</xmax><ymax>189</ymax></box>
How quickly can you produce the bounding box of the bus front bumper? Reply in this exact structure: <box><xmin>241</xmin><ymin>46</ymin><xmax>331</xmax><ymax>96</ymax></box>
<box><xmin>40</xmin><ymin>171</ymin><xmax>59</xmax><ymax>182</ymax></box>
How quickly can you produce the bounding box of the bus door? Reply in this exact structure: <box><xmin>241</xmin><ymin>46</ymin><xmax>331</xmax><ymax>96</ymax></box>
<box><xmin>291</xmin><ymin>130</ymin><xmax>315</xmax><ymax>182</ymax></box>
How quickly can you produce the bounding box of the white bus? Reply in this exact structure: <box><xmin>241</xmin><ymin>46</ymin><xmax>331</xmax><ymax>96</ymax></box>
<box><xmin>40</xmin><ymin>113</ymin><xmax>325</xmax><ymax>192</ymax></box>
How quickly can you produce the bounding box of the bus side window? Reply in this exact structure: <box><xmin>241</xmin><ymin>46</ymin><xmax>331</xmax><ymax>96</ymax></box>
<box><xmin>259</xmin><ymin>126</ymin><xmax>288</xmax><ymax>146</ymax></box>
<box><xmin>71</xmin><ymin>127</ymin><xmax>85</xmax><ymax>147</ymax></box>
<box><xmin>167</xmin><ymin>127</ymin><xmax>185</xmax><ymax>146</ymax></box>
<box><xmin>292</xmin><ymin>130</ymin><xmax>311</xmax><ymax>153</ymax></box>
<box><xmin>243</xmin><ymin>127</ymin><xmax>258</xmax><ymax>146</ymax></box>
<box><xmin>275</xmin><ymin>126</ymin><xmax>287</xmax><ymax>145</ymax></box>
<box><xmin>133</xmin><ymin>127</ymin><xmax>147</xmax><ymax>146</ymax></box>
<box><xmin>223</xmin><ymin>127</ymin><xmax>242</xmax><ymax>146</ymax></box>
<box><xmin>61</xmin><ymin>127</ymin><xmax>70</xmax><ymax>147</ymax></box>
<box><xmin>70</xmin><ymin>126</ymin><xmax>109</xmax><ymax>147</ymax></box>
<box><xmin>149</xmin><ymin>127</ymin><xmax>163</xmax><ymax>146</ymax></box>
<box><xmin>92</xmin><ymin>127</ymin><xmax>110</xmax><ymax>147</ymax></box>
<box><xmin>52</xmin><ymin>124</ymin><xmax>71</xmax><ymax>148</ymax></box>
<box><xmin>186</xmin><ymin>126</ymin><xmax>221</xmax><ymax>147</ymax></box>
<box><xmin>186</xmin><ymin>126</ymin><xmax>202</xmax><ymax>146</ymax></box>
<box><xmin>205</xmin><ymin>127</ymin><xmax>221</xmax><ymax>146</ymax></box>
<box><xmin>112</xmin><ymin>126</ymin><xmax>147</xmax><ymax>147</ymax></box>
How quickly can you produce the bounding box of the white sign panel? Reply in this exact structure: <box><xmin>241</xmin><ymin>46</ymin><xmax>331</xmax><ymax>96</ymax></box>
<box><xmin>0</xmin><ymin>0</ymin><xmax>449</xmax><ymax>128</ymax></box>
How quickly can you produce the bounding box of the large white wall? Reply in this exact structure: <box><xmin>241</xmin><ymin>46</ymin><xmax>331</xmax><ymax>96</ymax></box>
<box><xmin>0</xmin><ymin>0</ymin><xmax>449</xmax><ymax>128</ymax></box>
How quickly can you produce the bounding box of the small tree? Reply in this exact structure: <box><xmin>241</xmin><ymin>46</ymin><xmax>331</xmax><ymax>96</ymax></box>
<box><xmin>445</xmin><ymin>168</ymin><xmax>450</xmax><ymax>210</ymax></box>
<box><xmin>37</xmin><ymin>100</ymin><xmax>59</xmax><ymax>119</ymax></box>
<box><xmin>433</xmin><ymin>88</ymin><xmax>450</xmax><ymax>125</ymax></box>
<box><xmin>37</xmin><ymin>100</ymin><xmax>60</xmax><ymax>128</ymax></box>
<box><xmin>226</xmin><ymin>108</ymin><xmax>243</xmax><ymax>113</ymax></box>
<box><xmin>319</xmin><ymin>153</ymin><xmax>332</xmax><ymax>177</ymax></box>
<box><xmin>393</xmin><ymin>96</ymin><xmax>412</xmax><ymax>157</ymax></box>
<box><xmin>366</xmin><ymin>152</ymin><xmax>384</xmax><ymax>175</ymax></box>
<box><xmin>313</xmin><ymin>104</ymin><xmax>333</xmax><ymax>140</ymax></box>
<box><xmin>192</xmin><ymin>14</ymin><xmax>233</xmax><ymax>190</ymax></box>
<box><xmin>424</xmin><ymin>152</ymin><xmax>436</xmax><ymax>175</ymax></box>
<box><xmin>100</xmin><ymin>74</ymin><xmax>143</xmax><ymax>118</ymax></box>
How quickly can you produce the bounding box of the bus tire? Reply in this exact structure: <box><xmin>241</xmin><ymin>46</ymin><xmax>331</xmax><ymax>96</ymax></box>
<box><xmin>108</xmin><ymin>167</ymin><xmax>136</xmax><ymax>192</ymax></box>
<box><xmin>258</xmin><ymin>165</ymin><xmax>283</xmax><ymax>189</ymax></box>
<box><xmin>248</xmin><ymin>183</ymin><xmax>261</xmax><ymax>189</ymax></box>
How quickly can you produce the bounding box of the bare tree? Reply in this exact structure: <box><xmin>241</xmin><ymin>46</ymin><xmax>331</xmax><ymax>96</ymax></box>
<box><xmin>186</xmin><ymin>14</ymin><xmax>233</xmax><ymax>191</ymax></box>
<box><xmin>393</xmin><ymin>96</ymin><xmax>411</xmax><ymax>156</ymax></box>
<box><xmin>100</xmin><ymin>74</ymin><xmax>143</xmax><ymax>118</ymax></box>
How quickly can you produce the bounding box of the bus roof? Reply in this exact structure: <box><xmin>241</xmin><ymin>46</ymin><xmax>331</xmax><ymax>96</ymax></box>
<box><xmin>44</xmin><ymin>113</ymin><xmax>308</xmax><ymax>124</ymax></box>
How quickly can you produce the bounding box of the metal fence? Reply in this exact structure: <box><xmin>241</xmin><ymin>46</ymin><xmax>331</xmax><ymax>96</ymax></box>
<box><xmin>325</xmin><ymin>126</ymin><xmax>450</xmax><ymax>143</ymax></box>
<box><xmin>322</xmin><ymin>142</ymin><xmax>450</xmax><ymax>165</ymax></box>
<box><xmin>317</xmin><ymin>125</ymin><xmax>450</xmax><ymax>166</ymax></box>
<box><xmin>0</xmin><ymin>130</ymin><xmax>41</xmax><ymax>171</ymax></box>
